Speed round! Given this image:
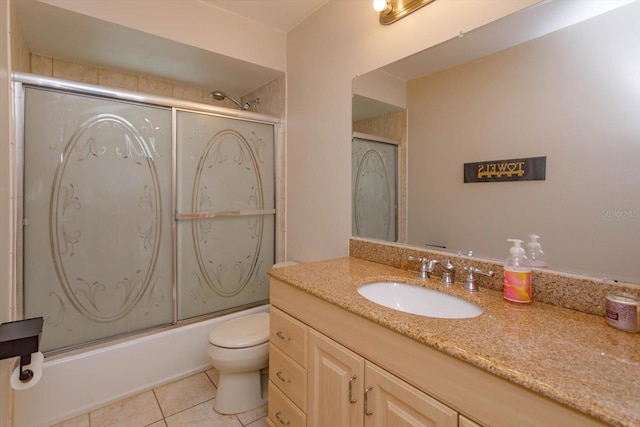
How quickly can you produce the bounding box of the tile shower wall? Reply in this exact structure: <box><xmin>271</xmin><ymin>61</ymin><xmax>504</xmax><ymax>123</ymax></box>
<box><xmin>29</xmin><ymin>53</ymin><xmax>288</xmax><ymax>263</ymax></box>
<box><xmin>353</xmin><ymin>110</ymin><xmax>407</xmax><ymax>243</ymax></box>
<box><xmin>242</xmin><ymin>75</ymin><xmax>287</xmax><ymax>263</ymax></box>
<box><xmin>30</xmin><ymin>53</ymin><xmax>247</xmax><ymax>108</ymax></box>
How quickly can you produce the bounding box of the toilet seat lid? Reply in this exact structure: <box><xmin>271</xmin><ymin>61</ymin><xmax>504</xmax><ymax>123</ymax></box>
<box><xmin>208</xmin><ymin>312</ymin><xmax>270</xmax><ymax>348</ymax></box>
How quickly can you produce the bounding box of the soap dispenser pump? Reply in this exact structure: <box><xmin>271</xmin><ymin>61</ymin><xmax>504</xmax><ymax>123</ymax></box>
<box><xmin>503</xmin><ymin>239</ymin><xmax>532</xmax><ymax>304</ymax></box>
<box><xmin>526</xmin><ymin>234</ymin><xmax>548</xmax><ymax>268</ymax></box>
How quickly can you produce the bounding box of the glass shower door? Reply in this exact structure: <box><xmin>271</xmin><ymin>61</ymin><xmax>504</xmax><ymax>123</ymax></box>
<box><xmin>352</xmin><ymin>136</ymin><xmax>398</xmax><ymax>242</ymax></box>
<box><xmin>22</xmin><ymin>87</ymin><xmax>174</xmax><ymax>352</ymax></box>
<box><xmin>176</xmin><ymin>110</ymin><xmax>275</xmax><ymax>320</ymax></box>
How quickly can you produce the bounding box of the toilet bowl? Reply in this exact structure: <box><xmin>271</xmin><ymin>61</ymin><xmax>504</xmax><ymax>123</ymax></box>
<box><xmin>206</xmin><ymin>312</ymin><xmax>269</xmax><ymax>414</ymax></box>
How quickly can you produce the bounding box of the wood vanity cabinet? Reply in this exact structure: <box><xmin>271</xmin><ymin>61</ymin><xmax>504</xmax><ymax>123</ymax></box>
<box><xmin>269</xmin><ymin>305</ymin><xmax>457</xmax><ymax>427</ymax></box>
<box><xmin>269</xmin><ymin>307</ymin><xmax>308</xmax><ymax>427</ymax></box>
<box><xmin>269</xmin><ymin>278</ymin><xmax>608</xmax><ymax>427</ymax></box>
<box><xmin>308</xmin><ymin>329</ymin><xmax>457</xmax><ymax>427</ymax></box>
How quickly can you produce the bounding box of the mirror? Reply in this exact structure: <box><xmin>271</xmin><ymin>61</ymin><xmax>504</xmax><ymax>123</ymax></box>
<box><xmin>353</xmin><ymin>1</ymin><xmax>640</xmax><ymax>283</ymax></box>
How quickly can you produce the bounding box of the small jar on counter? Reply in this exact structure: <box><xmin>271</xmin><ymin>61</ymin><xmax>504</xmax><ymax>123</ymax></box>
<box><xmin>605</xmin><ymin>293</ymin><xmax>640</xmax><ymax>333</ymax></box>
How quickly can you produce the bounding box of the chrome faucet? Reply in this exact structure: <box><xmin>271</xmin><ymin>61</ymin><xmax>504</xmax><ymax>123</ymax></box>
<box><xmin>463</xmin><ymin>266</ymin><xmax>494</xmax><ymax>292</ymax></box>
<box><xmin>427</xmin><ymin>259</ymin><xmax>456</xmax><ymax>285</ymax></box>
<box><xmin>408</xmin><ymin>256</ymin><xmax>430</xmax><ymax>279</ymax></box>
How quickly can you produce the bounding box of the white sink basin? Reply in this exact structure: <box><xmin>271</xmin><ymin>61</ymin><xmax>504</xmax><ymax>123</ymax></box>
<box><xmin>357</xmin><ymin>282</ymin><xmax>483</xmax><ymax>319</ymax></box>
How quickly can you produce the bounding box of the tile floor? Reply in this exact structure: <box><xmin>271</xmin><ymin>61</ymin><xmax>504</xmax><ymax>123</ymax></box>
<box><xmin>51</xmin><ymin>368</ymin><xmax>268</xmax><ymax>427</ymax></box>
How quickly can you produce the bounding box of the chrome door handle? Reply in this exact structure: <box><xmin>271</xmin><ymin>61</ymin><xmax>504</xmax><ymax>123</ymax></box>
<box><xmin>276</xmin><ymin>370</ymin><xmax>292</xmax><ymax>383</ymax></box>
<box><xmin>348</xmin><ymin>375</ymin><xmax>357</xmax><ymax>403</ymax></box>
<box><xmin>276</xmin><ymin>331</ymin><xmax>292</xmax><ymax>341</ymax></box>
<box><xmin>275</xmin><ymin>411</ymin><xmax>291</xmax><ymax>425</ymax></box>
<box><xmin>364</xmin><ymin>385</ymin><xmax>374</xmax><ymax>416</ymax></box>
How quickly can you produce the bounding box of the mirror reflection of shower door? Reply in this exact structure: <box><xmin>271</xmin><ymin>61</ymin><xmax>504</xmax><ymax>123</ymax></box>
<box><xmin>176</xmin><ymin>110</ymin><xmax>275</xmax><ymax>320</ymax></box>
<box><xmin>22</xmin><ymin>87</ymin><xmax>174</xmax><ymax>352</ymax></box>
<box><xmin>352</xmin><ymin>135</ymin><xmax>398</xmax><ymax>242</ymax></box>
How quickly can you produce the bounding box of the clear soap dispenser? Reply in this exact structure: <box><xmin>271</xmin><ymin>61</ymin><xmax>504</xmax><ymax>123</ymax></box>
<box><xmin>503</xmin><ymin>239</ymin><xmax>532</xmax><ymax>304</ymax></box>
<box><xmin>526</xmin><ymin>234</ymin><xmax>548</xmax><ymax>268</ymax></box>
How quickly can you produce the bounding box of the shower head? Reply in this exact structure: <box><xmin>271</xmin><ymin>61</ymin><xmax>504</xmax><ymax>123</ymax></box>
<box><xmin>210</xmin><ymin>90</ymin><xmax>227</xmax><ymax>101</ymax></box>
<box><xmin>210</xmin><ymin>90</ymin><xmax>252</xmax><ymax>110</ymax></box>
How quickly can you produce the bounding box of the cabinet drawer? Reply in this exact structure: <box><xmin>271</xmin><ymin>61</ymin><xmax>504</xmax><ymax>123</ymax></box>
<box><xmin>271</xmin><ymin>307</ymin><xmax>307</xmax><ymax>367</ymax></box>
<box><xmin>270</xmin><ymin>344</ymin><xmax>307</xmax><ymax>411</ymax></box>
<box><xmin>269</xmin><ymin>381</ymin><xmax>306</xmax><ymax>427</ymax></box>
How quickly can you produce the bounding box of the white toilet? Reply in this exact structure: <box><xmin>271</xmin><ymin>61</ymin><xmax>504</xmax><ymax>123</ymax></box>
<box><xmin>206</xmin><ymin>312</ymin><xmax>270</xmax><ymax>414</ymax></box>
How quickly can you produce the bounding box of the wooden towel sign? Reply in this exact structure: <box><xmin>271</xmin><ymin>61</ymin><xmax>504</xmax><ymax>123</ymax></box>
<box><xmin>464</xmin><ymin>156</ymin><xmax>546</xmax><ymax>183</ymax></box>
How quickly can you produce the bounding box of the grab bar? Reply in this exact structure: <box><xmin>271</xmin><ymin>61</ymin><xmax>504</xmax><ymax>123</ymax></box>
<box><xmin>176</xmin><ymin>209</ymin><xmax>275</xmax><ymax>220</ymax></box>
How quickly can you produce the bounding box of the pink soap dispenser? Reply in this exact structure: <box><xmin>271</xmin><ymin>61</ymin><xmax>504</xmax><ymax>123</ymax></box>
<box><xmin>503</xmin><ymin>239</ymin><xmax>532</xmax><ymax>304</ymax></box>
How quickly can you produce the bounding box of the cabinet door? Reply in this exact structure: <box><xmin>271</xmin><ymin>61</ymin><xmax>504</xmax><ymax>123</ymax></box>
<box><xmin>308</xmin><ymin>329</ymin><xmax>365</xmax><ymax>427</ymax></box>
<box><xmin>459</xmin><ymin>415</ymin><xmax>483</xmax><ymax>427</ymax></box>
<box><xmin>364</xmin><ymin>362</ymin><xmax>458</xmax><ymax>427</ymax></box>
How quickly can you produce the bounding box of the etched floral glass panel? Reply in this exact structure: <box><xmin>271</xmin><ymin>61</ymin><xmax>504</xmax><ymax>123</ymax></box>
<box><xmin>22</xmin><ymin>87</ymin><xmax>174</xmax><ymax>352</ymax></box>
<box><xmin>352</xmin><ymin>137</ymin><xmax>398</xmax><ymax>242</ymax></box>
<box><xmin>176</xmin><ymin>110</ymin><xmax>274</xmax><ymax>320</ymax></box>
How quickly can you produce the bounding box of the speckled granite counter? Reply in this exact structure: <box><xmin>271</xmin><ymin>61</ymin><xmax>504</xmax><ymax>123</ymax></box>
<box><xmin>268</xmin><ymin>257</ymin><xmax>640</xmax><ymax>427</ymax></box>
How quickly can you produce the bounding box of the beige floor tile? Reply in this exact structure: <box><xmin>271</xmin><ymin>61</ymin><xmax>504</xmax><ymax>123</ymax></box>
<box><xmin>89</xmin><ymin>390</ymin><xmax>163</xmax><ymax>427</ymax></box>
<box><xmin>154</xmin><ymin>372</ymin><xmax>217</xmax><ymax>417</ymax></box>
<box><xmin>147</xmin><ymin>421</ymin><xmax>167</xmax><ymax>427</ymax></box>
<box><xmin>165</xmin><ymin>401</ymin><xmax>242</xmax><ymax>427</ymax></box>
<box><xmin>246</xmin><ymin>417</ymin><xmax>268</xmax><ymax>427</ymax></box>
<box><xmin>236</xmin><ymin>403</ymin><xmax>267</xmax><ymax>426</ymax></box>
<box><xmin>50</xmin><ymin>413</ymin><xmax>90</xmax><ymax>427</ymax></box>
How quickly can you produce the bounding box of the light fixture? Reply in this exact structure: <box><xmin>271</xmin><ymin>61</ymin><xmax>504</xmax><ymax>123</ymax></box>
<box><xmin>373</xmin><ymin>0</ymin><xmax>437</xmax><ymax>25</ymax></box>
<box><xmin>372</xmin><ymin>0</ymin><xmax>390</xmax><ymax>12</ymax></box>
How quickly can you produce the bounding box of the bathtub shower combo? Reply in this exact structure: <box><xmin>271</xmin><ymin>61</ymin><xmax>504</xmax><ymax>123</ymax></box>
<box><xmin>12</xmin><ymin>73</ymin><xmax>276</xmax><ymax>425</ymax></box>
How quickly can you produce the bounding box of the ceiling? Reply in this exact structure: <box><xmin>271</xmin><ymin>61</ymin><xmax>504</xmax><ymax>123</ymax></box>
<box><xmin>200</xmin><ymin>0</ymin><xmax>329</xmax><ymax>33</ymax></box>
<box><xmin>14</xmin><ymin>0</ymin><xmax>327</xmax><ymax>97</ymax></box>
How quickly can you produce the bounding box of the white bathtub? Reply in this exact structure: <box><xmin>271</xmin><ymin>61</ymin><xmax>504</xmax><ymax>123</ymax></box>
<box><xmin>13</xmin><ymin>305</ymin><xmax>270</xmax><ymax>427</ymax></box>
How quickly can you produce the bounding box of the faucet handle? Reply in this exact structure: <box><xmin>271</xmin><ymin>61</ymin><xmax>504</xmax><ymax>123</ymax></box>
<box><xmin>428</xmin><ymin>259</ymin><xmax>456</xmax><ymax>285</ymax></box>
<box><xmin>440</xmin><ymin>260</ymin><xmax>455</xmax><ymax>285</ymax></box>
<box><xmin>408</xmin><ymin>256</ymin><xmax>430</xmax><ymax>279</ymax></box>
<box><xmin>463</xmin><ymin>266</ymin><xmax>494</xmax><ymax>292</ymax></box>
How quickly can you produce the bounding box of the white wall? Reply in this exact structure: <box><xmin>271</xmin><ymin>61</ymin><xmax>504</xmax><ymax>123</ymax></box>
<box><xmin>352</xmin><ymin>69</ymin><xmax>406</xmax><ymax>108</ymax></box>
<box><xmin>39</xmin><ymin>0</ymin><xmax>286</xmax><ymax>72</ymax></box>
<box><xmin>285</xmin><ymin>0</ymin><xmax>539</xmax><ymax>262</ymax></box>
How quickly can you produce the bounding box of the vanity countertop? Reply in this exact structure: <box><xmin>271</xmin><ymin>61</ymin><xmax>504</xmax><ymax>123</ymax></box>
<box><xmin>268</xmin><ymin>257</ymin><xmax>640</xmax><ymax>427</ymax></box>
